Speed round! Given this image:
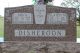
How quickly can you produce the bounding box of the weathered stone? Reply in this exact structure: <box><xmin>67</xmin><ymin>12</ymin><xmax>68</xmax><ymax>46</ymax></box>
<box><xmin>0</xmin><ymin>41</ymin><xmax>80</xmax><ymax>53</ymax></box>
<box><xmin>4</xmin><ymin>5</ymin><xmax>76</xmax><ymax>41</ymax></box>
<box><xmin>0</xmin><ymin>46</ymin><xmax>2</xmax><ymax>53</ymax></box>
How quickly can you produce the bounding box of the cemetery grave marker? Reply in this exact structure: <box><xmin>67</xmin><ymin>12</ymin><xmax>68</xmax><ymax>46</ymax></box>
<box><xmin>4</xmin><ymin>5</ymin><xmax>76</xmax><ymax>41</ymax></box>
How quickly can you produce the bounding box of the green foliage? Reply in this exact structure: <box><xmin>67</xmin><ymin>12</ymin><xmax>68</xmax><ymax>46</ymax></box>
<box><xmin>61</xmin><ymin>0</ymin><xmax>80</xmax><ymax>8</ymax></box>
<box><xmin>32</xmin><ymin>0</ymin><xmax>36</xmax><ymax>4</ymax></box>
<box><xmin>77</xmin><ymin>17</ymin><xmax>80</xmax><ymax>25</ymax></box>
<box><xmin>0</xmin><ymin>15</ymin><xmax>3</xmax><ymax>18</ymax></box>
<box><xmin>0</xmin><ymin>16</ymin><xmax>4</xmax><ymax>37</ymax></box>
<box><xmin>44</xmin><ymin>0</ymin><xmax>48</xmax><ymax>4</ymax></box>
<box><xmin>32</xmin><ymin>0</ymin><xmax>52</xmax><ymax>4</ymax></box>
<box><xmin>77</xmin><ymin>26</ymin><xmax>80</xmax><ymax>38</ymax></box>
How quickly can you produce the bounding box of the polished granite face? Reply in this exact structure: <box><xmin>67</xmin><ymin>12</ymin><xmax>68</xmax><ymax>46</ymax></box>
<box><xmin>0</xmin><ymin>41</ymin><xmax>80</xmax><ymax>53</ymax></box>
<box><xmin>4</xmin><ymin>5</ymin><xmax>76</xmax><ymax>41</ymax></box>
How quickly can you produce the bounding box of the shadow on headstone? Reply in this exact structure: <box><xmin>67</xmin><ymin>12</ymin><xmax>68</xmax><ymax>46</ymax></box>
<box><xmin>0</xmin><ymin>46</ymin><xmax>2</xmax><ymax>53</ymax></box>
<box><xmin>56</xmin><ymin>51</ymin><xmax>70</xmax><ymax>53</ymax></box>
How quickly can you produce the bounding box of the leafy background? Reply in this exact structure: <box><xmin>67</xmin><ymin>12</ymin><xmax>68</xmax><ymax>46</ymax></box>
<box><xmin>0</xmin><ymin>16</ymin><xmax>4</xmax><ymax>37</ymax></box>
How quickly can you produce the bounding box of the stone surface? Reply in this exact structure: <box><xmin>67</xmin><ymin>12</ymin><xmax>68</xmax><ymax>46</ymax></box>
<box><xmin>0</xmin><ymin>46</ymin><xmax>2</xmax><ymax>53</ymax></box>
<box><xmin>12</xmin><ymin>13</ymin><xmax>33</xmax><ymax>24</ymax></box>
<box><xmin>0</xmin><ymin>41</ymin><xmax>80</xmax><ymax>53</ymax></box>
<box><xmin>47</xmin><ymin>13</ymin><xmax>68</xmax><ymax>24</ymax></box>
<box><xmin>34</xmin><ymin>5</ymin><xmax>46</xmax><ymax>24</ymax></box>
<box><xmin>15</xmin><ymin>29</ymin><xmax>66</xmax><ymax>37</ymax></box>
<box><xmin>4</xmin><ymin>5</ymin><xmax>76</xmax><ymax>41</ymax></box>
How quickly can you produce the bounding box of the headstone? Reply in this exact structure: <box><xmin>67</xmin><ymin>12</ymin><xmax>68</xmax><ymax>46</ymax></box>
<box><xmin>4</xmin><ymin>4</ymin><xmax>76</xmax><ymax>41</ymax></box>
<box><xmin>3</xmin><ymin>0</ymin><xmax>79</xmax><ymax>53</ymax></box>
<box><xmin>0</xmin><ymin>46</ymin><xmax>2</xmax><ymax>53</ymax></box>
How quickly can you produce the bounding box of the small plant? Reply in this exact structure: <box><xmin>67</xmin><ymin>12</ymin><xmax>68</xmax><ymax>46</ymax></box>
<box><xmin>32</xmin><ymin>0</ymin><xmax>36</xmax><ymax>4</ymax></box>
<box><xmin>32</xmin><ymin>0</ymin><xmax>53</xmax><ymax>4</ymax></box>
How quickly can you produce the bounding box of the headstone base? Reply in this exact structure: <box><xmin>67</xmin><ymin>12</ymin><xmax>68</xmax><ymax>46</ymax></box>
<box><xmin>0</xmin><ymin>41</ymin><xmax>80</xmax><ymax>53</ymax></box>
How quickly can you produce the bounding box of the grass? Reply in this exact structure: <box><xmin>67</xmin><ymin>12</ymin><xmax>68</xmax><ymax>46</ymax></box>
<box><xmin>0</xmin><ymin>17</ymin><xmax>4</xmax><ymax>37</ymax></box>
<box><xmin>77</xmin><ymin>26</ymin><xmax>80</xmax><ymax>38</ymax></box>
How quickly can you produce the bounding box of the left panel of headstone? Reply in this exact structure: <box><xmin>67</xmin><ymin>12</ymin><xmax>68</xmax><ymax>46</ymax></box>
<box><xmin>4</xmin><ymin>6</ymin><xmax>34</xmax><ymax>41</ymax></box>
